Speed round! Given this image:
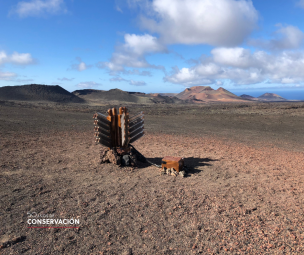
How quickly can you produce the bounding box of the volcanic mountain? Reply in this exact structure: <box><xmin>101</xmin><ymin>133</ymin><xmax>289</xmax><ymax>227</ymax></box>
<box><xmin>72</xmin><ymin>89</ymin><xmax>183</xmax><ymax>104</ymax></box>
<box><xmin>240</xmin><ymin>94</ymin><xmax>259</xmax><ymax>101</ymax></box>
<box><xmin>73</xmin><ymin>89</ymin><xmax>144</xmax><ymax>103</ymax></box>
<box><xmin>176</xmin><ymin>86</ymin><xmax>245</xmax><ymax>103</ymax></box>
<box><xmin>0</xmin><ymin>84</ymin><xmax>84</xmax><ymax>103</ymax></box>
<box><xmin>258</xmin><ymin>93</ymin><xmax>287</xmax><ymax>101</ymax></box>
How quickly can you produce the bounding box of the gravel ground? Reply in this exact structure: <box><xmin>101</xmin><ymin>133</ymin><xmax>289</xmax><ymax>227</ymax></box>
<box><xmin>0</xmin><ymin>101</ymin><xmax>304</xmax><ymax>254</ymax></box>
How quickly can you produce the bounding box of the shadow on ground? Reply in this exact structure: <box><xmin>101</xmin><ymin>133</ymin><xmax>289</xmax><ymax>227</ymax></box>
<box><xmin>184</xmin><ymin>157</ymin><xmax>219</xmax><ymax>175</ymax></box>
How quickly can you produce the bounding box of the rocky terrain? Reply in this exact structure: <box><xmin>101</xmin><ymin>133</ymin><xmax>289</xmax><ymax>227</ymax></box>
<box><xmin>1</xmin><ymin>100</ymin><xmax>304</xmax><ymax>254</ymax></box>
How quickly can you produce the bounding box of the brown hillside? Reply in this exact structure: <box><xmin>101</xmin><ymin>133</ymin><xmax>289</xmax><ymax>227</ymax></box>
<box><xmin>176</xmin><ymin>86</ymin><xmax>245</xmax><ymax>103</ymax></box>
<box><xmin>258</xmin><ymin>93</ymin><xmax>287</xmax><ymax>101</ymax></box>
<box><xmin>148</xmin><ymin>94</ymin><xmax>184</xmax><ymax>104</ymax></box>
<box><xmin>72</xmin><ymin>89</ymin><xmax>148</xmax><ymax>104</ymax></box>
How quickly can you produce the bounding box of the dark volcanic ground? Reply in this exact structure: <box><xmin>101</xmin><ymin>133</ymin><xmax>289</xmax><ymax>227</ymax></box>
<box><xmin>1</xmin><ymin>100</ymin><xmax>304</xmax><ymax>254</ymax></box>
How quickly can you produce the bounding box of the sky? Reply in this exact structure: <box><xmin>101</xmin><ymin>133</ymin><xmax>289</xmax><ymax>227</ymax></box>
<box><xmin>1</xmin><ymin>0</ymin><xmax>304</xmax><ymax>99</ymax></box>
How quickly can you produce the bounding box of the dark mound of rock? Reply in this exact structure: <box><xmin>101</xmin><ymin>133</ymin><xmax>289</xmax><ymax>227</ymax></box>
<box><xmin>73</xmin><ymin>88</ymin><xmax>141</xmax><ymax>103</ymax></box>
<box><xmin>0</xmin><ymin>84</ymin><xmax>84</xmax><ymax>103</ymax></box>
<box><xmin>240</xmin><ymin>94</ymin><xmax>257</xmax><ymax>100</ymax></box>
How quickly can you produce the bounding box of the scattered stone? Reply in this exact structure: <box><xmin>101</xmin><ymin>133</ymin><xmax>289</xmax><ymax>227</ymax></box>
<box><xmin>0</xmin><ymin>236</ymin><xmax>26</xmax><ymax>248</ymax></box>
<box><xmin>117</xmin><ymin>147</ymin><xmax>130</xmax><ymax>155</ymax></box>
<box><xmin>179</xmin><ymin>170</ymin><xmax>186</xmax><ymax>177</ymax></box>
<box><xmin>129</xmin><ymin>152</ymin><xmax>138</xmax><ymax>167</ymax></box>
<box><xmin>122</xmin><ymin>248</ymin><xmax>133</xmax><ymax>255</ymax></box>
<box><xmin>121</xmin><ymin>155</ymin><xmax>130</xmax><ymax>166</ymax></box>
<box><xmin>100</xmin><ymin>148</ymin><xmax>110</xmax><ymax>163</ymax></box>
<box><xmin>100</xmin><ymin>149</ymin><xmax>121</xmax><ymax>165</ymax></box>
<box><xmin>160</xmin><ymin>168</ymin><xmax>166</xmax><ymax>175</ymax></box>
<box><xmin>166</xmin><ymin>168</ymin><xmax>171</xmax><ymax>175</ymax></box>
<box><xmin>171</xmin><ymin>169</ymin><xmax>178</xmax><ymax>176</ymax></box>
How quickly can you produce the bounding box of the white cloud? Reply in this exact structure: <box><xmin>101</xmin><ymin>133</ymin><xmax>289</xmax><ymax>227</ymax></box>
<box><xmin>115</xmin><ymin>4</ymin><xmax>123</xmax><ymax>13</ymax></box>
<box><xmin>124</xmin><ymin>33</ymin><xmax>166</xmax><ymax>55</ymax></box>
<box><xmin>76</xmin><ymin>81</ymin><xmax>102</xmax><ymax>89</ymax></box>
<box><xmin>249</xmin><ymin>25</ymin><xmax>304</xmax><ymax>50</ymax></box>
<box><xmin>0</xmin><ymin>71</ymin><xmax>17</xmax><ymax>80</ymax></box>
<box><xmin>211</xmin><ymin>47</ymin><xmax>254</xmax><ymax>68</ymax></box>
<box><xmin>58</xmin><ymin>77</ymin><xmax>74</xmax><ymax>81</ymax></box>
<box><xmin>124</xmin><ymin>69</ymin><xmax>152</xmax><ymax>76</ymax></box>
<box><xmin>296</xmin><ymin>0</ymin><xmax>304</xmax><ymax>9</ymax></box>
<box><xmin>97</xmin><ymin>34</ymin><xmax>166</xmax><ymax>74</ymax></box>
<box><xmin>110</xmin><ymin>76</ymin><xmax>147</xmax><ymax>86</ymax></box>
<box><xmin>165</xmin><ymin>48</ymin><xmax>304</xmax><ymax>86</ymax></box>
<box><xmin>15</xmin><ymin>78</ymin><xmax>34</xmax><ymax>82</ymax></box>
<box><xmin>164</xmin><ymin>67</ymin><xmax>214</xmax><ymax>86</ymax></box>
<box><xmin>0</xmin><ymin>52</ymin><xmax>7</xmax><ymax>64</ymax></box>
<box><xmin>78</xmin><ymin>62</ymin><xmax>87</xmax><ymax>71</ymax></box>
<box><xmin>216</xmin><ymin>80</ymin><xmax>223</xmax><ymax>86</ymax></box>
<box><xmin>110</xmin><ymin>76</ymin><xmax>127</xmax><ymax>82</ymax></box>
<box><xmin>70</xmin><ymin>58</ymin><xmax>92</xmax><ymax>71</ymax></box>
<box><xmin>0</xmin><ymin>51</ymin><xmax>34</xmax><ymax>65</ymax></box>
<box><xmin>281</xmin><ymin>78</ymin><xmax>296</xmax><ymax>84</ymax></box>
<box><xmin>138</xmin><ymin>0</ymin><xmax>258</xmax><ymax>46</ymax></box>
<box><xmin>10</xmin><ymin>52</ymin><xmax>34</xmax><ymax>64</ymax></box>
<box><xmin>129</xmin><ymin>80</ymin><xmax>146</xmax><ymax>86</ymax></box>
<box><xmin>11</xmin><ymin>0</ymin><xmax>67</xmax><ymax>18</ymax></box>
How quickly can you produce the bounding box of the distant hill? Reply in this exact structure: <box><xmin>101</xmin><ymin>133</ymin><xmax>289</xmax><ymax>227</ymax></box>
<box><xmin>176</xmin><ymin>86</ymin><xmax>245</xmax><ymax>103</ymax></box>
<box><xmin>73</xmin><ymin>88</ymin><xmax>184</xmax><ymax>104</ymax></box>
<box><xmin>1</xmin><ymin>84</ymin><xmax>291</xmax><ymax>105</ymax></box>
<box><xmin>0</xmin><ymin>84</ymin><xmax>84</xmax><ymax>103</ymax></box>
<box><xmin>73</xmin><ymin>89</ymin><xmax>146</xmax><ymax>103</ymax></box>
<box><xmin>240</xmin><ymin>94</ymin><xmax>259</xmax><ymax>101</ymax></box>
<box><xmin>147</xmin><ymin>94</ymin><xmax>184</xmax><ymax>104</ymax></box>
<box><xmin>127</xmin><ymin>92</ymin><xmax>146</xmax><ymax>96</ymax></box>
<box><xmin>153</xmin><ymin>93</ymin><xmax>178</xmax><ymax>97</ymax></box>
<box><xmin>258</xmin><ymin>93</ymin><xmax>287</xmax><ymax>101</ymax></box>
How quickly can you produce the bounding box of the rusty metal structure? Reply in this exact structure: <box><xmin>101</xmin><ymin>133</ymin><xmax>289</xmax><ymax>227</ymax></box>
<box><xmin>93</xmin><ymin>107</ymin><xmax>187</xmax><ymax>176</ymax></box>
<box><xmin>93</xmin><ymin>107</ymin><xmax>144</xmax><ymax>149</ymax></box>
<box><xmin>161</xmin><ymin>156</ymin><xmax>184</xmax><ymax>172</ymax></box>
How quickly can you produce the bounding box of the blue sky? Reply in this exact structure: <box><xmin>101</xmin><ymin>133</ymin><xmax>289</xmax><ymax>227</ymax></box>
<box><xmin>1</xmin><ymin>0</ymin><xmax>304</xmax><ymax>98</ymax></box>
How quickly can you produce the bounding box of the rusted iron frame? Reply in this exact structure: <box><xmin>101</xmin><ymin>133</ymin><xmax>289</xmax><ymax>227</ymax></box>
<box><xmin>129</xmin><ymin>131</ymin><xmax>144</xmax><ymax>144</ymax></box>
<box><xmin>129</xmin><ymin>120</ymin><xmax>144</xmax><ymax>133</ymax></box>
<box><xmin>94</xmin><ymin>125</ymin><xmax>110</xmax><ymax>134</ymax></box>
<box><xmin>94</xmin><ymin>120</ymin><xmax>110</xmax><ymax>132</ymax></box>
<box><xmin>129</xmin><ymin>125</ymin><xmax>144</xmax><ymax>138</ymax></box>
<box><xmin>129</xmin><ymin>116</ymin><xmax>144</xmax><ymax>127</ymax></box>
<box><xmin>94</xmin><ymin>115</ymin><xmax>110</xmax><ymax>125</ymax></box>
<box><xmin>130</xmin><ymin>112</ymin><xmax>143</xmax><ymax>121</ymax></box>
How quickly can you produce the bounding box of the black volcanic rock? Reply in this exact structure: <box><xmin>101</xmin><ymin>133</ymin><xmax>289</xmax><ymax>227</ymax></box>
<box><xmin>73</xmin><ymin>88</ymin><xmax>142</xmax><ymax>103</ymax></box>
<box><xmin>258</xmin><ymin>93</ymin><xmax>287</xmax><ymax>101</ymax></box>
<box><xmin>72</xmin><ymin>89</ymin><xmax>104</xmax><ymax>96</ymax></box>
<box><xmin>240</xmin><ymin>94</ymin><xmax>257</xmax><ymax>100</ymax></box>
<box><xmin>0</xmin><ymin>84</ymin><xmax>84</xmax><ymax>103</ymax></box>
<box><xmin>73</xmin><ymin>88</ymin><xmax>184</xmax><ymax>104</ymax></box>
